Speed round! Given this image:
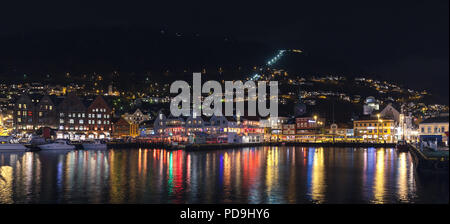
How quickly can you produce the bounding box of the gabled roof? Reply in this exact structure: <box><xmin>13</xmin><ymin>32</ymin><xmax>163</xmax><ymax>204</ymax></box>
<box><xmin>87</xmin><ymin>95</ymin><xmax>111</xmax><ymax>112</ymax></box>
<box><xmin>57</xmin><ymin>93</ymin><xmax>86</xmax><ymax>111</ymax></box>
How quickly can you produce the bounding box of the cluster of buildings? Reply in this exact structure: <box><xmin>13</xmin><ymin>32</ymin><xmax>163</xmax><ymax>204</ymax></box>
<box><xmin>0</xmin><ymin>92</ymin><xmax>448</xmax><ymax>146</ymax></box>
<box><xmin>12</xmin><ymin>94</ymin><xmax>112</xmax><ymax>140</ymax></box>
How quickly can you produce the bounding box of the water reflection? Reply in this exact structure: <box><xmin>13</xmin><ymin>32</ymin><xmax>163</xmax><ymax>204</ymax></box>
<box><xmin>0</xmin><ymin>147</ymin><xmax>448</xmax><ymax>204</ymax></box>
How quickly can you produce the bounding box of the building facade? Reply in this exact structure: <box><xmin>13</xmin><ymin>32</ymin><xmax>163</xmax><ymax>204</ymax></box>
<box><xmin>354</xmin><ymin>118</ymin><xmax>395</xmax><ymax>143</ymax></box>
<box><xmin>13</xmin><ymin>94</ymin><xmax>56</xmax><ymax>134</ymax></box>
<box><xmin>419</xmin><ymin>116</ymin><xmax>449</xmax><ymax>145</ymax></box>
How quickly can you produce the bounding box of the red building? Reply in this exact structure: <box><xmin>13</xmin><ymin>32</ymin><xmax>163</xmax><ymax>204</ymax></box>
<box><xmin>86</xmin><ymin>95</ymin><xmax>112</xmax><ymax>139</ymax></box>
<box><xmin>295</xmin><ymin>117</ymin><xmax>325</xmax><ymax>134</ymax></box>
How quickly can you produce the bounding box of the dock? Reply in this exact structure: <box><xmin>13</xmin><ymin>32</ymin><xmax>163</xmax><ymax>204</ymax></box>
<box><xmin>408</xmin><ymin>144</ymin><xmax>449</xmax><ymax>172</ymax></box>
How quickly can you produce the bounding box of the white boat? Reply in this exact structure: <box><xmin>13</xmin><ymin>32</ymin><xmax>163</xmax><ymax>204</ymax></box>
<box><xmin>38</xmin><ymin>140</ymin><xmax>75</xmax><ymax>151</ymax></box>
<box><xmin>0</xmin><ymin>136</ymin><xmax>28</xmax><ymax>152</ymax></box>
<box><xmin>82</xmin><ymin>140</ymin><xmax>107</xmax><ymax>150</ymax></box>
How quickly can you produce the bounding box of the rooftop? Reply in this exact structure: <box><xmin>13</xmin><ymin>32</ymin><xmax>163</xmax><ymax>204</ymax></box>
<box><xmin>420</xmin><ymin>116</ymin><xmax>449</xmax><ymax>124</ymax></box>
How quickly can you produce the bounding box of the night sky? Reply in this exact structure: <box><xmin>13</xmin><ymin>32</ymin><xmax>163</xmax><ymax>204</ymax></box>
<box><xmin>1</xmin><ymin>0</ymin><xmax>448</xmax><ymax>102</ymax></box>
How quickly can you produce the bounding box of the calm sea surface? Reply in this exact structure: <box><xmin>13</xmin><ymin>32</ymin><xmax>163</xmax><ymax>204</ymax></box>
<box><xmin>0</xmin><ymin>146</ymin><xmax>448</xmax><ymax>204</ymax></box>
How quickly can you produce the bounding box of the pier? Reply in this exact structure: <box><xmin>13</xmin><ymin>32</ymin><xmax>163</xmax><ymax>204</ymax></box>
<box><xmin>408</xmin><ymin>144</ymin><xmax>449</xmax><ymax>172</ymax></box>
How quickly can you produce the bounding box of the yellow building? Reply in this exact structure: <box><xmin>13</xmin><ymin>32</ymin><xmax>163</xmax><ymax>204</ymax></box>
<box><xmin>354</xmin><ymin>117</ymin><xmax>395</xmax><ymax>143</ymax></box>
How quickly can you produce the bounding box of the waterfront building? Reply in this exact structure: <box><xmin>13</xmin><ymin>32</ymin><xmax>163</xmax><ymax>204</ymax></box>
<box><xmin>122</xmin><ymin>108</ymin><xmax>150</xmax><ymax>125</ymax></box>
<box><xmin>57</xmin><ymin>94</ymin><xmax>112</xmax><ymax>140</ymax></box>
<box><xmin>260</xmin><ymin>116</ymin><xmax>289</xmax><ymax>141</ymax></box>
<box><xmin>294</xmin><ymin>116</ymin><xmax>325</xmax><ymax>142</ymax></box>
<box><xmin>153</xmin><ymin>111</ymin><xmax>186</xmax><ymax>142</ymax></box>
<box><xmin>207</xmin><ymin>115</ymin><xmax>239</xmax><ymax>134</ymax></box>
<box><xmin>419</xmin><ymin>115</ymin><xmax>449</xmax><ymax>145</ymax></box>
<box><xmin>13</xmin><ymin>94</ymin><xmax>56</xmax><ymax>133</ymax></box>
<box><xmin>240</xmin><ymin>116</ymin><xmax>264</xmax><ymax>143</ymax></box>
<box><xmin>85</xmin><ymin>95</ymin><xmax>113</xmax><ymax>138</ymax></box>
<box><xmin>57</xmin><ymin>94</ymin><xmax>87</xmax><ymax>139</ymax></box>
<box><xmin>206</xmin><ymin>115</ymin><xmax>241</xmax><ymax>143</ymax></box>
<box><xmin>281</xmin><ymin>118</ymin><xmax>296</xmax><ymax>141</ymax></box>
<box><xmin>112</xmin><ymin>117</ymin><xmax>139</xmax><ymax>138</ymax></box>
<box><xmin>139</xmin><ymin>120</ymin><xmax>155</xmax><ymax>137</ymax></box>
<box><xmin>295</xmin><ymin>116</ymin><xmax>325</xmax><ymax>134</ymax></box>
<box><xmin>35</xmin><ymin>95</ymin><xmax>57</xmax><ymax>130</ymax></box>
<box><xmin>353</xmin><ymin>116</ymin><xmax>395</xmax><ymax>143</ymax></box>
<box><xmin>153</xmin><ymin>110</ymin><xmax>167</xmax><ymax>135</ymax></box>
<box><xmin>185</xmin><ymin>113</ymin><xmax>206</xmax><ymax>135</ymax></box>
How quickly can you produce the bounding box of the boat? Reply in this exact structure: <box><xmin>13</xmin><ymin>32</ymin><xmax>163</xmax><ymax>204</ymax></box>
<box><xmin>0</xmin><ymin>136</ymin><xmax>28</xmax><ymax>152</ymax></box>
<box><xmin>169</xmin><ymin>142</ymin><xmax>186</xmax><ymax>150</ymax></box>
<box><xmin>396</xmin><ymin>140</ymin><xmax>409</xmax><ymax>152</ymax></box>
<box><xmin>38</xmin><ymin>139</ymin><xmax>75</xmax><ymax>151</ymax></box>
<box><xmin>82</xmin><ymin>140</ymin><xmax>107</xmax><ymax>150</ymax></box>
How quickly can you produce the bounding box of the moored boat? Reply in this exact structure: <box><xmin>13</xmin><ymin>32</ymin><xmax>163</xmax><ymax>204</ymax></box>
<box><xmin>396</xmin><ymin>140</ymin><xmax>409</xmax><ymax>152</ymax></box>
<box><xmin>82</xmin><ymin>140</ymin><xmax>107</xmax><ymax>150</ymax></box>
<box><xmin>0</xmin><ymin>136</ymin><xmax>28</xmax><ymax>152</ymax></box>
<box><xmin>38</xmin><ymin>140</ymin><xmax>75</xmax><ymax>151</ymax></box>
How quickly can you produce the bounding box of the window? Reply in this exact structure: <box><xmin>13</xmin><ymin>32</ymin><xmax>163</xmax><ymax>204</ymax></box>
<box><xmin>69</xmin><ymin>119</ymin><xmax>74</xmax><ymax>124</ymax></box>
<box><xmin>18</xmin><ymin>104</ymin><xmax>22</xmax><ymax>109</ymax></box>
<box><xmin>427</xmin><ymin>127</ymin><xmax>431</xmax><ymax>133</ymax></box>
<box><xmin>60</xmin><ymin>119</ymin><xmax>64</xmax><ymax>124</ymax></box>
<box><xmin>79</xmin><ymin>120</ymin><xmax>84</xmax><ymax>124</ymax></box>
<box><xmin>442</xmin><ymin>127</ymin><xmax>446</xmax><ymax>132</ymax></box>
<box><xmin>421</xmin><ymin>127</ymin><xmax>424</xmax><ymax>133</ymax></box>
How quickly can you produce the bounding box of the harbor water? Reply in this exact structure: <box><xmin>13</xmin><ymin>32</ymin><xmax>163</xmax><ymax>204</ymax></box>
<box><xmin>0</xmin><ymin>146</ymin><xmax>448</xmax><ymax>204</ymax></box>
